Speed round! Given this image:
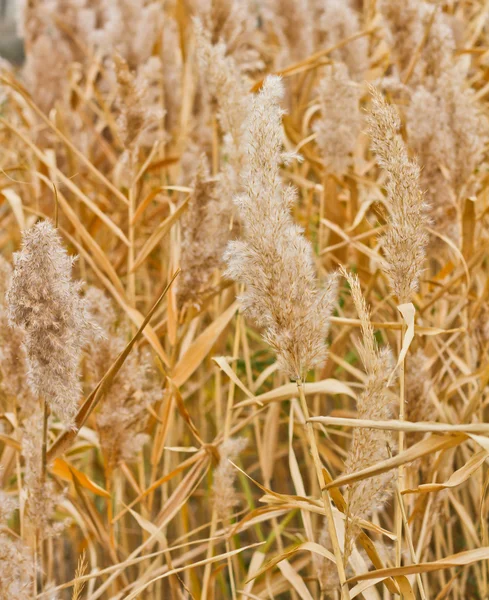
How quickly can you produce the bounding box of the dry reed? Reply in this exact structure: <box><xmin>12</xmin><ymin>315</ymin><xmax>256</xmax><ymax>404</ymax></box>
<box><xmin>0</xmin><ymin>2</ymin><xmax>489</xmax><ymax>599</ymax></box>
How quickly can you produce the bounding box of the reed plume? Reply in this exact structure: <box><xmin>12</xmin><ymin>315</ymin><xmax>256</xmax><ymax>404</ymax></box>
<box><xmin>0</xmin><ymin>533</ymin><xmax>34</xmax><ymax>599</ymax></box>
<box><xmin>379</xmin><ymin>0</ymin><xmax>455</xmax><ymax>87</ymax></box>
<box><xmin>190</xmin><ymin>0</ymin><xmax>263</xmax><ymax>73</ymax></box>
<box><xmin>341</xmin><ymin>268</ymin><xmax>394</xmax><ymax>562</ymax></box>
<box><xmin>367</xmin><ymin>86</ymin><xmax>429</xmax><ymax>303</ymax></box>
<box><xmin>317</xmin><ymin>0</ymin><xmax>368</xmax><ymax>80</ymax></box>
<box><xmin>6</xmin><ymin>221</ymin><xmax>96</xmax><ymax>426</ymax></box>
<box><xmin>0</xmin><ymin>257</ymin><xmax>33</xmax><ymax>414</ymax></box>
<box><xmin>86</xmin><ymin>287</ymin><xmax>160</xmax><ymax>470</ymax></box>
<box><xmin>212</xmin><ymin>437</ymin><xmax>247</xmax><ymax>523</ymax></box>
<box><xmin>315</xmin><ymin>63</ymin><xmax>361</xmax><ymax>175</ymax></box>
<box><xmin>191</xmin><ymin>19</ymin><xmax>254</xmax><ymax>306</ymax></box>
<box><xmin>177</xmin><ymin>156</ymin><xmax>229</xmax><ymax>308</ymax></box>
<box><xmin>264</xmin><ymin>0</ymin><xmax>314</xmax><ymax>64</ymax></box>
<box><xmin>0</xmin><ymin>477</ymin><xmax>33</xmax><ymax>598</ymax></box>
<box><xmin>114</xmin><ymin>54</ymin><xmax>162</xmax><ymax>165</ymax></box>
<box><xmin>406</xmin><ymin>66</ymin><xmax>489</xmax><ymax>241</ymax></box>
<box><xmin>405</xmin><ymin>349</ymin><xmax>433</xmax><ymax>435</ymax></box>
<box><xmin>195</xmin><ymin>19</ymin><xmax>251</xmax><ymax>195</ymax></box>
<box><xmin>224</xmin><ymin>76</ymin><xmax>338</xmax><ymax>380</ymax></box>
<box><xmin>0</xmin><ymin>489</ymin><xmax>17</xmax><ymax>524</ymax></box>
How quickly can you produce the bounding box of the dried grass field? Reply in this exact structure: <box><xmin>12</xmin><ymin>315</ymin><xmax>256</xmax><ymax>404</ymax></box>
<box><xmin>2</xmin><ymin>1</ymin><xmax>489</xmax><ymax>599</ymax></box>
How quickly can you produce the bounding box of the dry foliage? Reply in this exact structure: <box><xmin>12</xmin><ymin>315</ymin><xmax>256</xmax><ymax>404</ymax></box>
<box><xmin>1</xmin><ymin>1</ymin><xmax>489</xmax><ymax>599</ymax></box>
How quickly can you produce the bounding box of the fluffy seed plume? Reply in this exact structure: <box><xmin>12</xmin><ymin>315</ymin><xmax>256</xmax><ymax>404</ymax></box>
<box><xmin>0</xmin><ymin>257</ymin><xmax>34</xmax><ymax>416</ymax></box>
<box><xmin>379</xmin><ymin>0</ymin><xmax>455</xmax><ymax>87</ymax></box>
<box><xmin>213</xmin><ymin>437</ymin><xmax>247</xmax><ymax>523</ymax></box>
<box><xmin>195</xmin><ymin>19</ymin><xmax>251</xmax><ymax>199</ymax></box>
<box><xmin>224</xmin><ymin>76</ymin><xmax>338</xmax><ymax>380</ymax></box>
<box><xmin>190</xmin><ymin>0</ymin><xmax>263</xmax><ymax>73</ymax></box>
<box><xmin>114</xmin><ymin>53</ymin><xmax>162</xmax><ymax>167</ymax></box>
<box><xmin>0</xmin><ymin>490</ymin><xmax>17</xmax><ymax>524</ymax></box>
<box><xmin>315</xmin><ymin>63</ymin><xmax>362</xmax><ymax>175</ymax></box>
<box><xmin>0</xmin><ymin>533</ymin><xmax>34</xmax><ymax>600</ymax></box>
<box><xmin>177</xmin><ymin>156</ymin><xmax>229</xmax><ymax>309</ymax></box>
<box><xmin>317</xmin><ymin>0</ymin><xmax>368</xmax><ymax>80</ymax></box>
<box><xmin>85</xmin><ymin>287</ymin><xmax>160</xmax><ymax>470</ymax></box>
<box><xmin>341</xmin><ymin>268</ymin><xmax>394</xmax><ymax>561</ymax></box>
<box><xmin>264</xmin><ymin>0</ymin><xmax>314</xmax><ymax>64</ymax></box>
<box><xmin>367</xmin><ymin>86</ymin><xmax>429</xmax><ymax>303</ymax></box>
<box><xmin>6</xmin><ymin>221</ymin><xmax>95</xmax><ymax>426</ymax></box>
<box><xmin>406</xmin><ymin>66</ymin><xmax>489</xmax><ymax>241</ymax></box>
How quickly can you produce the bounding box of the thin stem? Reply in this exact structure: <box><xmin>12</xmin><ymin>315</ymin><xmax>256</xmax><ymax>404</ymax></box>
<box><xmin>296</xmin><ymin>379</ymin><xmax>350</xmax><ymax>600</ymax></box>
<box><xmin>41</xmin><ymin>399</ymin><xmax>49</xmax><ymax>482</ymax></box>
<box><xmin>128</xmin><ymin>182</ymin><xmax>136</xmax><ymax>306</ymax></box>
<box><xmin>106</xmin><ymin>466</ymin><xmax>115</xmax><ymax>550</ymax></box>
<box><xmin>396</xmin><ymin>323</ymin><xmax>407</xmax><ymax>571</ymax></box>
<box><xmin>225</xmin><ymin>537</ymin><xmax>237</xmax><ymax>600</ymax></box>
<box><xmin>390</xmin><ymin>445</ymin><xmax>427</xmax><ymax>600</ymax></box>
<box><xmin>201</xmin><ymin>510</ymin><xmax>218</xmax><ymax>600</ymax></box>
<box><xmin>37</xmin><ymin>398</ymin><xmax>50</xmax><ymax>594</ymax></box>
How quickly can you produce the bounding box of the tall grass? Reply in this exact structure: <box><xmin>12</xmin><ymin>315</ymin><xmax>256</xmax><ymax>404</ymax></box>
<box><xmin>1</xmin><ymin>1</ymin><xmax>489</xmax><ymax>599</ymax></box>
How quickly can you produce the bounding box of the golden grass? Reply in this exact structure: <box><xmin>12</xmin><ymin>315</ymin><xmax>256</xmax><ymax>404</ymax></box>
<box><xmin>1</xmin><ymin>1</ymin><xmax>489</xmax><ymax>599</ymax></box>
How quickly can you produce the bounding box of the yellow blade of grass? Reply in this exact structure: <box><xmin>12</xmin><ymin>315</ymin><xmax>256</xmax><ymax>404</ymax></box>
<box><xmin>388</xmin><ymin>302</ymin><xmax>415</xmax><ymax>385</ymax></box>
<box><xmin>52</xmin><ymin>458</ymin><xmax>110</xmax><ymax>498</ymax></box>
<box><xmin>277</xmin><ymin>559</ymin><xmax>315</xmax><ymax>600</ymax></box>
<box><xmin>126</xmin><ymin>506</ymin><xmax>167</xmax><ymax>545</ymax></box>
<box><xmin>172</xmin><ymin>301</ymin><xmax>239</xmax><ymax>387</ymax></box>
<box><xmin>347</xmin><ymin>547</ymin><xmax>489</xmax><ymax>584</ymax></box>
<box><xmin>155</xmin><ymin>458</ymin><xmax>209</xmax><ymax>529</ymax></box>
<box><xmin>330</xmin><ymin>316</ymin><xmax>463</xmax><ymax>336</ymax></box>
<box><xmin>288</xmin><ymin>402</ymin><xmax>315</xmax><ymax>543</ymax></box>
<box><xmin>123</xmin><ymin>542</ymin><xmax>264</xmax><ymax>600</ymax></box>
<box><xmin>0</xmin><ymin>434</ymin><xmax>21</xmax><ymax>451</ymax></box>
<box><xmin>213</xmin><ymin>356</ymin><xmax>257</xmax><ymax>401</ymax></box>
<box><xmin>308</xmin><ymin>416</ymin><xmax>489</xmax><ymax>434</ymax></box>
<box><xmin>242</xmin><ymin>550</ymin><xmax>267</xmax><ymax>597</ymax></box>
<box><xmin>1</xmin><ymin>188</ymin><xmax>25</xmax><ymax>230</ymax></box>
<box><xmin>234</xmin><ymin>378</ymin><xmax>356</xmax><ymax>409</ymax></box>
<box><xmin>123</xmin><ymin>303</ymin><xmax>170</xmax><ymax>367</ymax></box>
<box><xmin>245</xmin><ymin>543</ymin><xmax>320</xmax><ymax>588</ymax></box>
<box><xmin>351</xmin><ymin>576</ymin><xmax>414</xmax><ymax>600</ymax></box>
<box><xmin>325</xmin><ymin>434</ymin><xmax>467</xmax><ymax>490</ymax></box>
<box><xmin>402</xmin><ymin>449</ymin><xmax>488</xmax><ymax>495</ymax></box>
<box><xmin>112</xmin><ymin>452</ymin><xmax>204</xmax><ymax>523</ymax></box>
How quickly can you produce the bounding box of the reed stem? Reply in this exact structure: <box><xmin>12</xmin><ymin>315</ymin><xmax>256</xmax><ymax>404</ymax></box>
<box><xmin>296</xmin><ymin>379</ymin><xmax>350</xmax><ymax>600</ymax></box>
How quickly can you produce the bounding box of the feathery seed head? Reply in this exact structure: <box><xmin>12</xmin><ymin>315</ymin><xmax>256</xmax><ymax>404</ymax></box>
<box><xmin>6</xmin><ymin>220</ymin><xmax>96</xmax><ymax>426</ymax></box>
<box><xmin>177</xmin><ymin>155</ymin><xmax>229</xmax><ymax>309</ymax></box>
<box><xmin>213</xmin><ymin>437</ymin><xmax>247</xmax><ymax>522</ymax></box>
<box><xmin>367</xmin><ymin>86</ymin><xmax>429</xmax><ymax>303</ymax></box>
<box><xmin>86</xmin><ymin>288</ymin><xmax>160</xmax><ymax>469</ymax></box>
<box><xmin>341</xmin><ymin>268</ymin><xmax>395</xmax><ymax>560</ymax></box>
<box><xmin>225</xmin><ymin>76</ymin><xmax>338</xmax><ymax>380</ymax></box>
<box><xmin>315</xmin><ymin>63</ymin><xmax>362</xmax><ymax>174</ymax></box>
<box><xmin>0</xmin><ymin>533</ymin><xmax>34</xmax><ymax>600</ymax></box>
<box><xmin>0</xmin><ymin>490</ymin><xmax>18</xmax><ymax>524</ymax></box>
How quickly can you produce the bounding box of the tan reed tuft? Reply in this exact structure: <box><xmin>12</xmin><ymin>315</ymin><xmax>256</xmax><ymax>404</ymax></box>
<box><xmin>225</xmin><ymin>75</ymin><xmax>338</xmax><ymax>381</ymax></box>
<box><xmin>340</xmin><ymin>267</ymin><xmax>394</xmax><ymax>562</ymax></box>
<box><xmin>6</xmin><ymin>220</ymin><xmax>96</xmax><ymax>426</ymax></box>
<box><xmin>367</xmin><ymin>86</ymin><xmax>429</xmax><ymax>304</ymax></box>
